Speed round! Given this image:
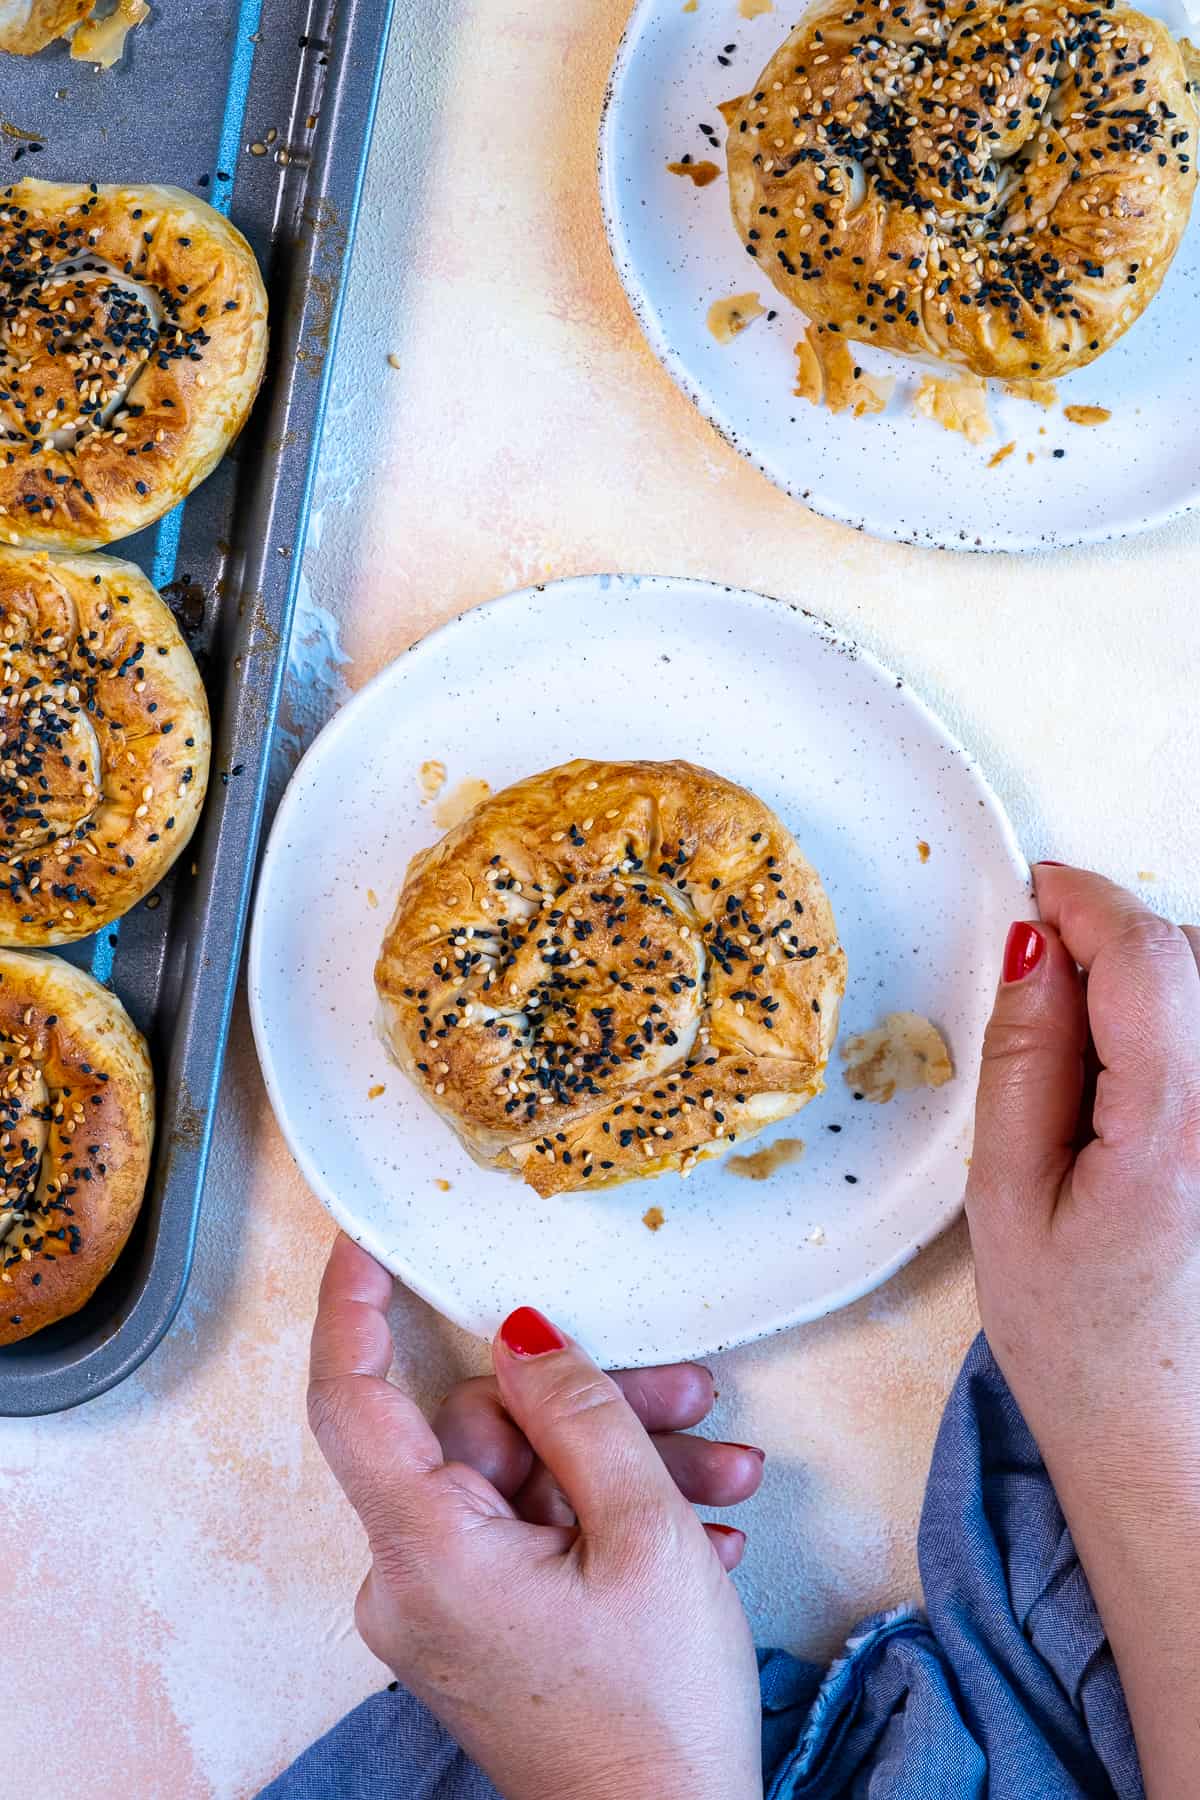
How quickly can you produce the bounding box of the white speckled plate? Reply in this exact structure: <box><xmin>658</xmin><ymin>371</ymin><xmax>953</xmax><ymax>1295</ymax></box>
<box><xmin>598</xmin><ymin>0</ymin><xmax>1200</xmax><ymax>551</ymax></box>
<box><xmin>249</xmin><ymin>576</ymin><xmax>1028</xmax><ymax>1365</ymax></box>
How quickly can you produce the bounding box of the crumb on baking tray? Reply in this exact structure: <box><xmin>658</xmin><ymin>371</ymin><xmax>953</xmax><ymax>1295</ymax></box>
<box><xmin>708</xmin><ymin>291</ymin><xmax>765</xmax><ymax>343</ymax></box>
<box><xmin>435</xmin><ymin>1178</ymin><xmax>452</xmax><ymax>1192</ymax></box>
<box><xmin>807</xmin><ymin>1223</ymin><xmax>826</xmax><ymax>1245</ymax></box>
<box><xmin>669</xmin><ymin>156</ymin><xmax>721</xmax><ymax>187</ymax></box>
<box><xmin>841</xmin><ymin>1012</ymin><xmax>954</xmax><ymax>1104</ymax></box>
<box><xmin>1137</xmin><ymin>869</ymin><xmax>1158</xmax><ymax>882</ymax></box>
<box><xmin>916</xmin><ymin>839</ymin><xmax>931</xmax><ymax>863</ymax></box>
<box><xmin>739</xmin><ymin>0</ymin><xmax>774</xmax><ymax>15</ymax></box>
<box><xmin>726</xmin><ymin>1137</ymin><xmax>805</xmax><ymax>1179</ymax></box>
<box><xmin>795</xmin><ymin>324</ymin><xmax>894</xmax><ymax>417</ymax></box>
<box><xmin>367</xmin><ymin>887</ymin><xmax>379</xmax><ymax>908</ymax></box>
<box><xmin>988</xmin><ymin>441</ymin><xmax>1016</xmax><ymax>468</ymax></box>
<box><xmin>643</xmin><ymin>1206</ymin><xmax>666</xmax><ymax>1232</ymax></box>
<box><xmin>1063</xmin><ymin>405</ymin><xmax>1112</xmax><ymax>427</ymax></box>
<box><xmin>913</xmin><ymin>373</ymin><xmax>992</xmax><ymax>443</ymax></box>
<box><xmin>71</xmin><ymin>0</ymin><xmax>148</xmax><ymax>67</ymax></box>
<box><xmin>1003</xmin><ymin>378</ymin><xmax>1059</xmax><ymax>410</ymax></box>
<box><xmin>367</xmin><ymin>1084</ymin><xmax>386</xmax><ymax>1100</ymax></box>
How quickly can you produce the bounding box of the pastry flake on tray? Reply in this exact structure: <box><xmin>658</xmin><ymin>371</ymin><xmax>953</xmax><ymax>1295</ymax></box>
<box><xmin>0</xmin><ymin>0</ymin><xmax>145</xmax><ymax>59</ymax></box>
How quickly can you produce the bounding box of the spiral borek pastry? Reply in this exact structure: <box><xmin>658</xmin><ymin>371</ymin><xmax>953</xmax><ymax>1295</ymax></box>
<box><xmin>727</xmin><ymin>0</ymin><xmax>1198</xmax><ymax>379</ymax></box>
<box><xmin>0</xmin><ymin>947</ymin><xmax>153</xmax><ymax>1346</ymax></box>
<box><xmin>0</xmin><ymin>179</ymin><xmax>268</xmax><ymax>549</ymax></box>
<box><xmin>375</xmin><ymin>759</ymin><xmax>846</xmax><ymax>1198</ymax></box>
<box><xmin>0</xmin><ymin>546</ymin><xmax>211</xmax><ymax>946</ymax></box>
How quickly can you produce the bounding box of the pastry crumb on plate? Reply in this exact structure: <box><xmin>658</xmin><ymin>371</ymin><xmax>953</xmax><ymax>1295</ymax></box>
<box><xmin>913</xmin><ymin>374</ymin><xmax>992</xmax><ymax>444</ymax></box>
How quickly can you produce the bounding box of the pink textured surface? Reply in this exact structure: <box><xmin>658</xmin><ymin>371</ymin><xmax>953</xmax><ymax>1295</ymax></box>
<box><xmin>8</xmin><ymin>0</ymin><xmax>1200</xmax><ymax>1794</ymax></box>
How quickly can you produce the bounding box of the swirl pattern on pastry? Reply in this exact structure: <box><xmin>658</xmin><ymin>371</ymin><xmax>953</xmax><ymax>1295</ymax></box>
<box><xmin>375</xmin><ymin>759</ymin><xmax>846</xmax><ymax>1197</ymax></box>
<box><xmin>0</xmin><ymin>546</ymin><xmax>211</xmax><ymax>946</ymax></box>
<box><xmin>0</xmin><ymin>947</ymin><xmax>153</xmax><ymax>1346</ymax></box>
<box><xmin>727</xmin><ymin>0</ymin><xmax>1198</xmax><ymax>379</ymax></box>
<box><xmin>0</xmin><ymin>179</ymin><xmax>268</xmax><ymax>549</ymax></box>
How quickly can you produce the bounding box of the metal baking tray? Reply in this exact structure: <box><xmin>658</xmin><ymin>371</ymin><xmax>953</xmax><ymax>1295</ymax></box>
<box><xmin>0</xmin><ymin>0</ymin><xmax>395</xmax><ymax>1415</ymax></box>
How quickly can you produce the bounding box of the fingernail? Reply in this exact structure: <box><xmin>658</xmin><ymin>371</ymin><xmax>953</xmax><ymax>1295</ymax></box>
<box><xmin>1003</xmin><ymin>921</ymin><xmax>1046</xmax><ymax>984</ymax></box>
<box><xmin>1037</xmin><ymin>860</ymin><xmax>1067</xmax><ymax>868</ymax></box>
<box><xmin>498</xmin><ymin>1306</ymin><xmax>567</xmax><ymax>1358</ymax></box>
<box><xmin>728</xmin><ymin>1443</ymin><xmax>766</xmax><ymax>1462</ymax></box>
<box><xmin>708</xmin><ymin>1523</ymin><xmax>745</xmax><ymax>1538</ymax></box>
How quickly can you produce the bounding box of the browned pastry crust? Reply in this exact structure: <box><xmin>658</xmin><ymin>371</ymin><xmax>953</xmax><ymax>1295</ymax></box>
<box><xmin>375</xmin><ymin>759</ymin><xmax>846</xmax><ymax>1197</ymax></box>
<box><xmin>0</xmin><ymin>947</ymin><xmax>153</xmax><ymax>1346</ymax></box>
<box><xmin>0</xmin><ymin>546</ymin><xmax>211</xmax><ymax>946</ymax></box>
<box><xmin>0</xmin><ymin>179</ymin><xmax>268</xmax><ymax>549</ymax></box>
<box><xmin>0</xmin><ymin>0</ymin><xmax>92</xmax><ymax>54</ymax></box>
<box><xmin>727</xmin><ymin>0</ymin><xmax>1198</xmax><ymax>379</ymax></box>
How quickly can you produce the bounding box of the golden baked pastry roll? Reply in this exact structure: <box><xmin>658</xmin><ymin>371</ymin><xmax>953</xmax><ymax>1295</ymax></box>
<box><xmin>727</xmin><ymin>0</ymin><xmax>1198</xmax><ymax>379</ymax></box>
<box><xmin>376</xmin><ymin>759</ymin><xmax>846</xmax><ymax>1198</ymax></box>
<box><xmin>0</xmin><ymin>546</ymin><xmax>211</xmax><ymax>946</ymax></box>
<box><xmin>0</xmin><ymin>179</ymin><xmax>268</xmax><ymax>549</ymax></box>
<box><xmin>0</xmin><ymin>947</ymin><xmax>153</xmax><ymax>1346</ymax></box>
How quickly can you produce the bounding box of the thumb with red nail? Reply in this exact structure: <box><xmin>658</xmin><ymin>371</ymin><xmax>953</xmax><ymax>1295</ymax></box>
<box><xmin>307</xmin><ymin>1244</ymin><xmax>762</xmax><ymax>1800</ymax></box>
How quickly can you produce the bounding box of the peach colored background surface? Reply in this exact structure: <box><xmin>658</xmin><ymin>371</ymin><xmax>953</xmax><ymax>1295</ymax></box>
<box><xmin>8</xmin><ymin>2</ymin><xmax>1200</xmax><ymax>1795</ymax></box>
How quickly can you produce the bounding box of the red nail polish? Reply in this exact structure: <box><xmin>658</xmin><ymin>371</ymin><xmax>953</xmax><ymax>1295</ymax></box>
<box><xmin>498</xmin><ymin>1306</ymin><xmax>567</xmax><ymax>1358</ymax></box>
<box><xmin>1037</xmin><ymin>860</ymin><xmax>1067</xmax><ymax>867</ymax></box>
<box><xmin>1003</xmin><ymin>921</ymin><xmax>1045</xmax><ymax>984</ymax></box>
<box><xmin>707</xmin><ymin>1523</ymin><xmax>744</xmax><ymax>1538</ymax></box>
<box><xmin>728</xmin><ymin>1443</ymin><xmax>766</xmax><ymax>1461</ymax></box>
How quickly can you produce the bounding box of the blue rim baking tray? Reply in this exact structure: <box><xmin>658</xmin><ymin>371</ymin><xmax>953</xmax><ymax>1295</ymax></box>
<box><xmin>0</xmin><ymin>0</ymin><xmax>396</xmax><ymax>1414</ymax></box>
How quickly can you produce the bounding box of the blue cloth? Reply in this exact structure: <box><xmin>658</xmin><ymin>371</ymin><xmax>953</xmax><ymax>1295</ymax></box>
<box><xmin>261</xmin><ymin>1335</ymin><xmax>1142</xmax><ymax>1799</ymax></box>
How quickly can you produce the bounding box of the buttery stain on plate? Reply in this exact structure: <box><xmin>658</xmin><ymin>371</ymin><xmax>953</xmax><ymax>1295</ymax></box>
<box><xmin>739</xmin><ymin>0</ymin><xmax>774</xmax><ymax>14</ymax></box>
<box><xmin>841</xmin><ymin>1013</ymin><xmax>953</xmax><ymax>1104</ymax></box>
<box><xmin>683</xmin><ymin>0</ymin><xmax>697</xmax><ymax>10</ymax></box>
<box><xmin>643</xmin><ymin>1205</ymin><xmax>666</xmax><ymax>1232</ymax></box>
<box><xmin>418</xmin><ymin>759</ymin><xmax>447</xmax><ymax>803</ymax></box>
<box><xmin>1137</xmin><ymin>869</ymin><xmax>1158</xmax><ymax>882</ymax></box>
<box><xmin>667</xmin><ymin>157</ymin><xmax>721</xmax><ymax>187</ymax></box>
<box><xmin>433</xmin><ymin>777</ymin><xmax>492</xmax><ymax>831</ymax></box>
<box><xmin>726</xmin><ymin>1137</ymin><xmax>805</xmax><ymax>1179</ymax></box>
<box><xmin>707</xmin><ymin>292</ymin><xmax>765</xmax><ymax>344</ymax></box>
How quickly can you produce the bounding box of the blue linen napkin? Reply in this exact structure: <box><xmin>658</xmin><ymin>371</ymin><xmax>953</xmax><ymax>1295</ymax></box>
<box><xmin>261</xmin><ymin>1335</ymin><xmax>1142</xmax><ymax>1799</ymax></box>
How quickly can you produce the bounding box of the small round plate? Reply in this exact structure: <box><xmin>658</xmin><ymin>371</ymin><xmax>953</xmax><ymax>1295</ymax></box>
<box><xmin>598</xmin><ymin>0</ymin><xmax>1200</xmax><ymax>552</ymax></box>
<box><xmin>249</xmin><ymin>576</ymin><xmax>1028</xmax><ymax>1365</ymax></box>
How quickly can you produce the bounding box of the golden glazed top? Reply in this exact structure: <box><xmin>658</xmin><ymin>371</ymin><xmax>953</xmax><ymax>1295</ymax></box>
<box><xmin>727</xmin><ymin>0</ymin><xmax>1198</xmax><ymax>378</ymax></box>
<box><xmin>0</xmin><ymin>180</ymin><xmax>268</xmax><ymax>549</ymax></box>
<box><xmin>0</xmin><ymin>947</ymin><xmax>153</xmax><ymax>1346</ymax></box>
<box><xmin>375</xmin><ymin>759</ymin><xmax>846</xmax><ymax>1197</ymax></box>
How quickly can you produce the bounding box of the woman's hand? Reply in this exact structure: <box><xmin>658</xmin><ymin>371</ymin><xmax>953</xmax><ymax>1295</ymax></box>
<box><xmin>307</xmin><ymin>1237</ymin><xmax>763</xmax><ymax>1800</ymax></box>
<box><xmin>966</xmin><ymin>864</ymin><xmax>1200</xmax><ymax>1798</ymax></box>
